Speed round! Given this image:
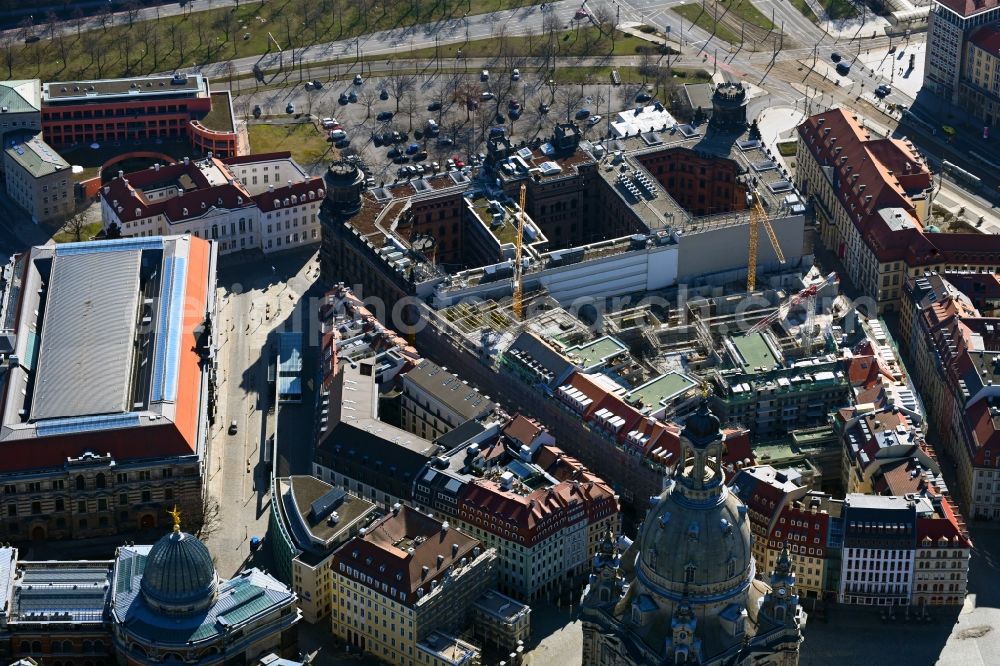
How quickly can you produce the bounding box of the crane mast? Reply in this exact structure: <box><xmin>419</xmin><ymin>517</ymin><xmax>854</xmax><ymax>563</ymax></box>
<box><xmin>746</xmin><ymin>190</ymin><xmax>786</xmax><ymax>292</ymax></box>
<box><xmin>512</xmin><ymin>183</ymin><xmax>527</xmax><ymax>319</ymax></box>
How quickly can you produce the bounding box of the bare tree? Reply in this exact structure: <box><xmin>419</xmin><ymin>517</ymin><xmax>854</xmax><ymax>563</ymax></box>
<box><xmin>385</xmin><ymin>72</ymin><xmax>417</xmax><ymax>114</ymax></box>
<box><xmin>556</xmin><ymin>86</ymin><xmax>586</xmax><ymax>123</ymax></box>
<box><xmin>148</xmin><ymin>23</ymin><xmax>162</xmax><ymax>70</ymax></box>
<box><xmin>71</xmin><ymin>7</ymin><xmax>86</xmax><ymax>40</ymax></box>
<box><xmin>592</xmin><ymin>5</ymin><xmax>617</xmax><ymax>51</ymax></box>
<box><xmin>125</xmin><ymin>1</ymin><xmax>141</xmax><ymax>28</ymax></box>
<box><xmin>1</xmin><ymin>30</ymin><xmax>16</xmax><ymax>78</ymax></box>
<box><xmin>359</xmin><ymin>87</ymin><xmax>379</xmax><ymax>119</ymax></box>
<box><xmin>60</xmin><ymin>212</ymin><xmax>89</xmax><ymax>242</ymax></box>
<box><xmin>196</xmin><ymin>495</ymin><xmax>222</xmax><ymax>541</ymax></box>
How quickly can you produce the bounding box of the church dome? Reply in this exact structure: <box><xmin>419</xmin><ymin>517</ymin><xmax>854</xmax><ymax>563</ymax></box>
<box><xmin>140</xmin><ymin>523</ymin><xmax>218</xmax><ymax>615</ymax></box>
<box><xmin>633</xmin><ymin>401</ymin><xmax>754</xmax><ymax>607</ymax></box>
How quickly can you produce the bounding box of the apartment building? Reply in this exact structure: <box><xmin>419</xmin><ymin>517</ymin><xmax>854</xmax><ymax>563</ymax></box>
<box><xmin>901</xmin><ymin>272</ymin><xmax>1000</xmax><ymax>520</ymax></box>
<box><xmin>329</xmin><ymin>505</ymin><xmax>498</xmax><ymax>666</ymax></box>
<box><xmin>400</xmin><ymin>359</ymin><xmax>497</xmax><ymax>441</ymax></box>
<box><xmin>0</xmin><ymin>80</ymin><xmax>42</xmax><ymax>139</ymax></box>
<box><xmin>3</xmin><ymin>132</ymin><xmax>72</xmax><ymax>224</ymax></box>
<box><xmin>913</xmin><ymin>495</ymin><xmax>972</xmax><ymax>607</ymax></box>
<box><xmin>839</xmin><ymin>494</ymin><xmax>917</xmax><ymax>606</ymax></box>
<box><xmin>838</xmin><ymin>408</ymin><xmax>945</xmax><ymax>497</ymax></box>
<box><xmin>413</xmin><ymin>415</ymin><xmax>619</xmax><ymax>601</ymax></box>
<box><xmin>314</xmin><ymin>357</ymin><xmax>439</xmax><ymax>510</ymax></box>
<box><xmin>961</xmin><ymin>25</ymin><xmax>1000</xmax><ymax>126</ymax></box>
<box><xmin>100</xmin><ymin>152</ymin><xmax>323</xmax><ymax>255</ymax></box>
<box><xmin>0</xmin><ymin>236</ymin><xmax>217</xmax><ymax>541</ymax></box>
<box><xmin>269</xmin><ymin>476</ymin><xmax>379</xmax><ymax>623</ymax></box>
<box><xmin>839</xmin><ymin>493</ymin><xmax>970</xmax><ymax>607</ymax></box>
<box><xmin>730</xmin><ymin>464</ymin><xmax>840</xmax><ymax>599</ymax></box>
<box><xmin>712</xmin><ymin>333</ymin><xmax>850</xmax><ymax>436</ymax></box>
<box><xmin>925</xmin><ymin>0</ymin><xmax>1000</xmax><ymax>109</ymax></box>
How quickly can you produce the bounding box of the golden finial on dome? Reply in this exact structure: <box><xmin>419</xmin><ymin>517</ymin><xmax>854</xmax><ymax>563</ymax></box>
<box><xmin>168</xmin><ymin>505</ymin><xmax>182</xmax><ymax>532</ymax></box>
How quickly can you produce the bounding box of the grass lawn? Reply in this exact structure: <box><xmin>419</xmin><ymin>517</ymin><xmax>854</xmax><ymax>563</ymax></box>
<box><xmin>248</xmin><ymin>122</ymin><xmax>335</xmax><ymax>165</ymax></box>
<box><xmin>1</xmin><ymin>0</ymin><xmax>545</xmax><ymax>82</ymax></box>
<box><xmin>52</xmin><ymin>220</ymin><xmax>103</xmax><ymax>243</ymax></box>
<box><xmin>672</xmin><ymin>4</ymin><xmax>743</xmax><ymax>44</ymax></box>
<box><xmin>552</xmin><ymin>66</ymin><xmax>711</xmax><ymax>85</ymax></box>
<box><xmin>777</xmin><ymin>140</ymin><xmax>798</xmax><ymax>157</ymax></box>
<box><xmin>717</xmin><ymin>0</ymin><xmax>776</xmax><ymax>30</ymax></box>
<box><xmin>822</xmin><ymin>0</ymin><xmax>860</xmax><ymax>19</ymax></box>
<box><xmin>411</xmin><ymin>26</ymin><xmax>667</xmax><ymax>60</ymax></box>
<box><xmin>788</xmin><ymin>0</ymin><xmax>821</xmax><ymax>23</ymax></box>
<box><xmin>201</xmin><ymin>92</ymin><xmax>235</xmax><ymax>132</ymax></box>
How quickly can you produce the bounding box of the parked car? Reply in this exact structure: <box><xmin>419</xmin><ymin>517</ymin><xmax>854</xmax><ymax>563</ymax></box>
<box><xmin>539</xmin><ymin>103</ymin><xmax>551</xmax><ymax>114</ymax></box>
<box><xmin>575</xmin><ymin>108</ymin><xmax>591</xmax><ymax>119</ymax></box>
<box><xmin>428</xmin><ymin>100</ymin><xmax>442</xmax><ymax>111</ymax></box>
<box><xmin>509</xmin><ymin>108</ymin><xmax>521</xmax><ymax>120</ymax></box>
<box><xmin>588</xmin><ymin>114</ymin><xmax>602</xmax><ymax>125</ymax></box>
<box><xmin>636</xmin><ymin>92</ymin><xmax>651</xmax><ymax>102</ymax></box>
<box><xmin>330</xmin><ymin>129</ymin><xmax>347</xmax><ymax>141</ymax></box>
<box><xmin>339</xmin><ymin>93</ymin><xmax>350</xmax><ymax>105</ymax></box>
<box><xmin>428</xmin><ymin>118</ymin><xmax>439</xmax><ymax>129</ymax></box>
<box><xmin>380</xmin><ymin>89</ymin><xmax>389</xmax><ymax>100</ymax></box>
<box><xmin>312</xmin><ymin>79</ymin><xmax>323</xmax><ymax>89</ymax></box>
<box><xmin>453</xmin><ymin>157</ymin><xmax>465</xmax><ymax>168</ymax></box>
<box><xmin>875</xmin><ymin>84</ymin><xmax>892</xmax><ymax>97</ymax></box>
<box><xmin>431</xmin><ymin>161</ymin><xmax>440</xmax><ymax>171</ymax></box>
<box><xmin>321</xmin><ymin>117</ymin><xmax>336</xmax><ymax>128</ymax></box>
<box><xmin>253</xmin><ymin>104</ymin><xmax>262</xmax><ymax>118</ymax></box>
<box><xmin>482</xmin><ymin>91</ymin><xmax>495</xmax><ymax>100</ymax></box>
<box><xmin>489</xmin><ymin>127</ymin><xmax>506</xmax><ymax>138</ymax></box>
<box><xmin>354</xmin><ymin>74</ymin><xmax>364</xmax><ymax>85</ymax></box>
<box><xmin>348</xmin><ymin>90</ymin><xmax>358</xmax><ymax>103</ymax></box>
<box><xmin>372</xmin><ymin>134</ymin><xmax>384</xmax><ymax>147</ymax></box>
<box><xmin>377</xmin><ymin>111</ymin><xmax>394</xmax><ymax>121</ymax></box>
<box><xmin>446</xmin><ymin>159</ymin><xmax>456</xmax><ymax>170</ymax></box>
<box><xmin>574</xmin><ymin>8</ymin><xmax>588</xmax><ymax>18</ymax></box>
<box><xmin>831</xmin><ymin>52</ymin><xmax>842</xmax><ymax>62</ymax></box>
<box><xmin>508</xmin><ymin>98</ymin><xmax>520</xmax><ymax>109</ymax></box>
<box><xmin>405</xmin><ymin>143</ymin><xmax>420</xmax><ymax>154</ymax></box>
<box><xmin>836</xmin><ymin>61</ymin><xmax>850</xmax><ymax>75</ymax></box>
<box><xmin>415</xmin><ymin>151</ymin><xmax>428</xmax><ymax>161</ymax></box>
<box><xmin>437</xmin><ymin>137</ymin><xmax>454</xmax><ymax>147</ymax></box>
<box><xmin>481</xmin><ymin>69</ymin><xmax>490</xmax><ymax>81</ymax></box>
<box><xmin>512</xmin><ymin>68</ymin><xmax>520</xmax><ymax>81</ymax></box>
<box><xmin>304</xmin><ymin>81</ymin><xmax>314</xmax><ymax>91</ymax></box>
<box><xmin>229</xmin><ymin>420</ymin><xmax>238</xmax><ymax>435</ymax></box>
<box><xmin>286</xmin><ymin>102</ymin><xmax>295</xmax><ymax>114</ymax></box>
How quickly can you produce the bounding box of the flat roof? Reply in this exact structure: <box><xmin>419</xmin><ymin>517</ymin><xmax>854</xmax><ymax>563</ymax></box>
<box><xmin>565</xmin><ymin>336</ymin><xmax>628</xmax><ymax>369</ymax></box>
<box><xmin>626</xmin><ymin>372</ymin><xmax>696</xmax><ymax>410</ymax></box>
<box><xmin>43</xmin><ymin>74</ymin><xmax>206</xmax><ymax>103</ymax></box>
<box><xmin>403</xmin><ymin>359</ymin><xmax>495</xmax><ymax>421</ymax></box>
<box><xmin>13</xmin><ymin>561</ymin><xmax>112</xmax><ymax>623</ymax></box>
<box><xmin>5</xmin><ymin>133</ymin><xmax>70</xmax><ymax>179</ymax></box>
<box><xmin>733</xmin><ymin>333</ymin><xmax>782</xmax><ymax>372</ymax></box>
<box><xmin>30</xmin><ymin>249</ymin><xmax>143</xmax><ymax>421</ymax></box>
<box><xmin>283</xmin><ymin>476</ymin><xmax>376</xmax><ymax>555</ymax></box>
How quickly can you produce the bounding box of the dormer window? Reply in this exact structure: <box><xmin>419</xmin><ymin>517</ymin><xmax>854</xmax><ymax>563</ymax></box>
<box><xmin>685</xmin><ymin>565</ymin><xmax>696</xmax><ymax>583</ymax></box>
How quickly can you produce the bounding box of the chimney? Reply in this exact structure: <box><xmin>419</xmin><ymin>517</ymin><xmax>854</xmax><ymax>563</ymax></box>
<box><xmin>117</xmin><ymin>170</ymin><xmax>124</xmax><ymax>179</ymax></box>
<box><xmin>183</xmin><ymin>157</ymin><xmax>190</xmax><ymax>165</ymax></box>
<box><xmin>452</xmin><ymin>543</ymin><xmax>459</xmax><ymax>556</ymax></box>
<box><xmin>441</xmin><ymin>521</ymin><xmax>450</xmax><ymax>533</ymax></box>
<box><xmin>437</xmin><ymin>554</ymin><xmax>445</xmax><ymax>568</ymax></box>
<box><xmin>154</xmin><ymin>163</ymin><xmax>160</xmax><ymax>172</ymax></box>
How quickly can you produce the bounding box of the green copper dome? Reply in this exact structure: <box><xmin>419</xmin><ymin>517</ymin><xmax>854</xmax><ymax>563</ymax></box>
<box><xmin>140</xmin><ymin>527</ymin><xmax>218</xmax><ymax>615</ymax></box>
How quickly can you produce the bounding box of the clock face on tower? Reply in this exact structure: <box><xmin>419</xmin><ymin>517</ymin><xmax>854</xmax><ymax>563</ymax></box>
<box><xmin>679</xmin><ymin>632</ymin><xmax>687</xmax><ymax>641</ymax></box>
<box><xmin>778</xmin><ymin>587</ymin><xmax>786</xmax><ymax>596</ymax></box>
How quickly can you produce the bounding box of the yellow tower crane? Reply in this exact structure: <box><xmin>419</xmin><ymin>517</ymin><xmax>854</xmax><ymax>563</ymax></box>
<box><xmin>746</xmin><ymin>190</ymin><xmax>786</xmax><ymax>292</ymax></box>
<box><xmin>512</xmin><ymin>183</ymin><xmax>527</xmax><ymax>320</ymax></box>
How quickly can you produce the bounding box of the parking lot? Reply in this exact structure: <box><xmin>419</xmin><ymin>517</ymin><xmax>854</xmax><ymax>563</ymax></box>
<box><xmin>238</xmin><ymin>67</ymin><xmax>658</xmax><ymax>183</ymax></box>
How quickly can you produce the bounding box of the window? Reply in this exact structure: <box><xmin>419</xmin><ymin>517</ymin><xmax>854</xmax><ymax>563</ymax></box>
<box><xmin>141</xmin><ymin>490</ymin><xmax>151</xmax><ymax>503</ymax></box>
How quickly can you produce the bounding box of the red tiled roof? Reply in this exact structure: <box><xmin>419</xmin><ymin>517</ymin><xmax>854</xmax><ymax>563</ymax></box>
<box><xmin>503</xmin><ymin>414</ymin><xmax>545</xmax><ymax>447</ymax></box>
<box><xmin>331</xmin><ymin>506</ymin><xmax>482</xmax><ymax>605</ymax></box>
<box><xmin>917</xmin><ymin>496</ymin><xmax>971</xmax><ymax>548</ymax></box>
<box><xmin>937</xmin><ymin>0</ymin><xmax>1000</xmax><ymax>18</ymax></box>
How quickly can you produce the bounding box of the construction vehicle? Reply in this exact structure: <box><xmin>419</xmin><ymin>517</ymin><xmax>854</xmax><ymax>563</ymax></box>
<box><xmin>512</xmin><ymin>183</ymin><xmax>527</xmax><ymax>319</ymax></box>
<box><xmin>746</xmin><ymin>190</ymin><xmax>786</xmax><ymax>292</ymax></box>
<box><xmin>746</xmin><ymin>271</ymin><xmax>838</xmax><ymax>337</ymax></box>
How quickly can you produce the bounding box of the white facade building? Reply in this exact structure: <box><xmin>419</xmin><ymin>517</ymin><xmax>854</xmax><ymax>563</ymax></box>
<box><xmin>100</xmin><ymin>152</ymin><xmax>323</xmax><ymax>255</ymax></box>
